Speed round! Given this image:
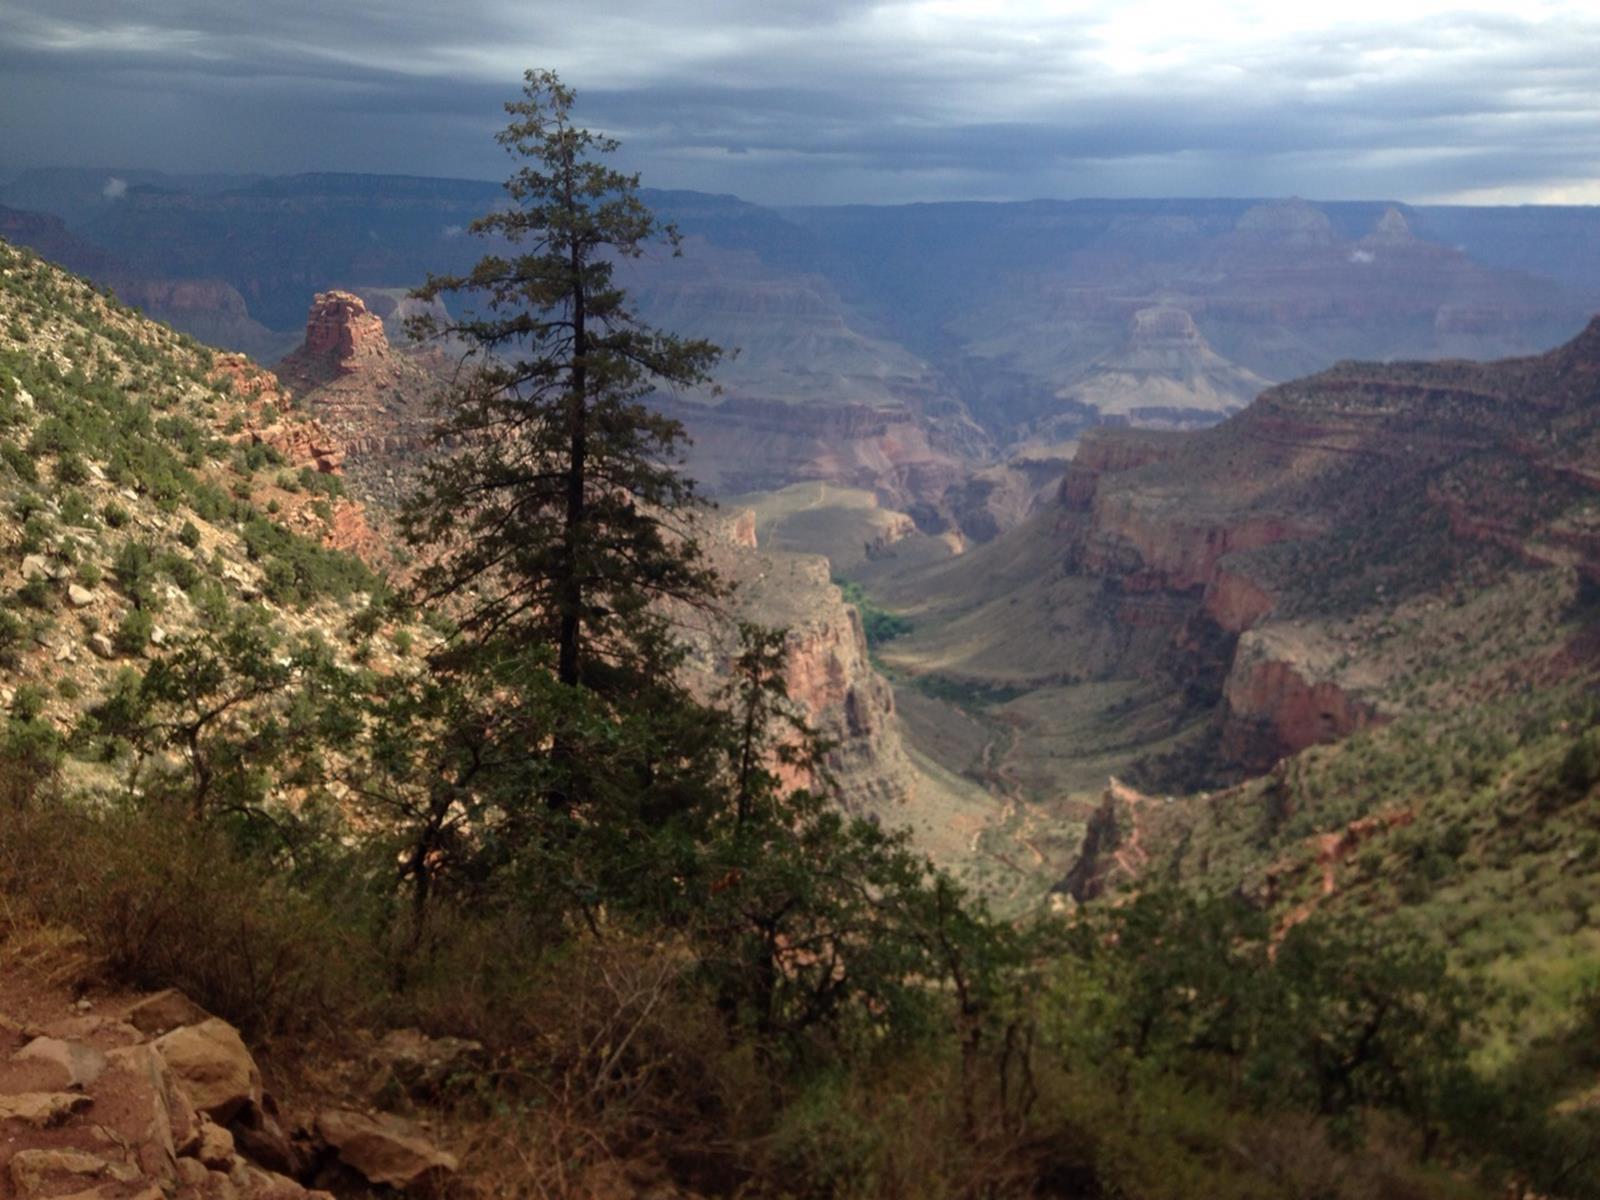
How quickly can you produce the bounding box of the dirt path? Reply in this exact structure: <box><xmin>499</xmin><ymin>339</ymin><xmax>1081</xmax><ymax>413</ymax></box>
<box><xmin>1106</xmin><ymin>777</ymin><xmax>1150</xmax><ymax>881</ymax></box>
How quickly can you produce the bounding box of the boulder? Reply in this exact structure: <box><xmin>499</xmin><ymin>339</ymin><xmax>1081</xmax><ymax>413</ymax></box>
<box><xmin>0</xmin><ymin>1090</ymin><xmax>92</xmax><ymax>1127</ymax></box>
<box><xmin>14</xmin><ymin>1035</ymin><xmax>107</xmax><ymax>1089</ymax></box>
<box><xmin>105</xmin><ymin>1041</ymin><xmax>201</xmax><ymax>1184</ymax></box>
<box><xmin>314</xmin><ymin>1107</ymin><xmax>457</xmax><ymax>1191</ymax></box>
<box><xmin>20</xmin><ymin>554</ymin><xmax>50</xmax><ymax>581</ymax></box>
<box><xmin>125</xmin><ymin>988</ymin><xmax>211</xmax><ymax>1038</ymax></box>
<box><xmin>90</xmin><ymin>632</ymin><xmax>117</xmax><ymax>659</ymax></box>
<box><xmin>195</xmin><ymin>1116</ymin><xmax>239</xmax><ymax>1171</ymax></box>
<box><xmin>155</xmin><ymin>1019</ymin><xmax>261</xmax><ymax>1124</ymax></box>
<box><xmin>66</xmin><ymin>583</ymin><xmax>95</xmax><ymax>607</ymax></box>
<box><xmin>8</xmin><ymin>1147</ymin><xmax>140</xmax><ymax>1196</ymax></box>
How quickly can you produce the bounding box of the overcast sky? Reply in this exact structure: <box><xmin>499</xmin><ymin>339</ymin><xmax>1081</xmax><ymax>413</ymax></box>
<box><xmin>2</xmin><ymin>0</ymin><xmax>1598</xmax><ymax>206</ymax></box>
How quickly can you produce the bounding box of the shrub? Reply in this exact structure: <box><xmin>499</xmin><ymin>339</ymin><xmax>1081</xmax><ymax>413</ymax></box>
<box><xmin>16</xmin><ymin>579</ymin><xmax>51</xmax><ymax>609</ymax></box>
<box><xmin>115</xmin><ymin>607</ymin><xmax>155</xmax><ymax>655</ymax></box>
<box><xmin>0</xmin><ymin>441</ymin><xmax>35</xmax><ymax>482</ymax></box>
<box><xmin>0</xmin><ymin>607</ymin><xmax>25</xmax><ymax>667</ymax></box>
<box><xmin>0</xmin><ymin>804</ymin><xmax>374</xmax><ymax>1036</ymax></box>
<box><xmin>55</xmin><ymin>451</ymin><xmax>90</xmax><ymax>485</ymax></box>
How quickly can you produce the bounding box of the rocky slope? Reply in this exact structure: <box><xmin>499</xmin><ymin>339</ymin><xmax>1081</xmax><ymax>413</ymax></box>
<box><xmin>693</xmin><ymin>511</ymin><xmax>919</xmax><ymax>825</ymax></box>
<box><xmin>0</xmin><ymin>977</ymin><xmax>459</xmax><ymax>1200</ymax></box>
<box><xmin>0</xmin><ymin>239</ymin><xmax>410</xmax><ymax>741</ymax></box>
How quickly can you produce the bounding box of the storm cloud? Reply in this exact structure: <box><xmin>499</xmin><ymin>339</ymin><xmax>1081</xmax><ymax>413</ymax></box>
<box><xmin>1</xmin><ymin>0</ymin><xmax>1597</xmax><ymax>204</ymax></box>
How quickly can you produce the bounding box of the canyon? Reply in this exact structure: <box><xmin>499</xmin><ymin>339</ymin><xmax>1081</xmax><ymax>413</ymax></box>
<box><xmin>3</xmin><ymin>172</ymin><xmax>1597</xmax><ymax>530</ymax></box>
<box><xmin>4</xmin><ymin>173</ymin><xmax>1599</xmax><ymax>907</ymax></box>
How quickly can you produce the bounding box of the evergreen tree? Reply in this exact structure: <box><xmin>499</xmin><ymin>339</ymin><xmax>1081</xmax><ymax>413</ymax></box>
<box><xmin>404</xmin><ymin>69</ymin><xmax>722</xmax><ymax>707</ymax></box>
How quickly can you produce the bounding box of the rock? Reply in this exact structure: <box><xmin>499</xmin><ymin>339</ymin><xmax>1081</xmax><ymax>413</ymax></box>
<box><xmin>14</xmin><ymin>1035</ymin><xmax>108</xmax><ymax>1089</ymax></box>
<box><xmin>370</xmin><ymin>1028</ymin><xmax>484</xmax><ymax>1100</ymax></box>
<box><xmin>175</xmin><ymin>1156</ymin><xmax>212</xmax><ymax>1188</ymax></box>
<box><xmin>125</xmin><ymin>988</ymin><xmax>211</xmax><ymax>1038</ymax></box>
<box><xmin>90</xmin><ymin>632</ymin><xmax>117</xmax><ymax>659</ymax></box>
<box><xmin>314</xmin><ymin>1107</ymin><xmax>457</xmax><ymax>1191</ymax></box>
<box><xmin>276</xmin><ymin>292</ymin><xmax>389</xmax><ymax>388</ymax></box>
<box><xmin>155</xmin><ymin>1019</ymin><xmax>262</xmax><ymax>1124</ymax></box>
<box><xmin>150</xmin><ymin>625</ymin><xmax>168</xmax><ymax>646</ymax></box>
<box><xmin>229</xmin><ymin>1160</ymin><xmax>327</xmax><ymax>1200</ymax></box>
<box><xmin>8</xmin><ymin>1148</ymin><xmax>140</xmax><ymax>1195</ymax></box>
<box><xmin>0</xmin><ymin>1090</ymin><xmax>92</xmax><ymax>1127</ymax></box>
<box><xmin>195</xmin><ymin>1116</ymin><xmax>239</xmax><ymax>1170</ymax></box>
<box><xmin>230</xmin><ymin>1112</ymin><xmax>304</xmax><ymax>1178</ymax></box>
<box><xmin>20</xmin><ymin>553</ymin><xmax>50</xmax><ymax>581</ymax></box>
<box><xmin>66</xmin><ymin>583</ymin><xmax>95</xmax><ymax>607</ymax></box>
<box><xmin>105</xmin><ymin>1041</ymin><xmax>201</xmax><ymax>1184</ymax></box>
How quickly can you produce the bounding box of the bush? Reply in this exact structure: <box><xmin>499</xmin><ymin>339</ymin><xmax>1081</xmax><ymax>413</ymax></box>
<box><xmin>55</xmin><ymin>451</ymin><xmax>90</xmax><ymax>484</ymax></box>
<box><xmin>0</xmin><ymin>607</ymin><xmax>25</xmax><ymax>667</ymax></box>
<box><xmin>1557</xmin><ymin>733</ymin><xmax>1600</xmax><ymax>797</ymax></box>
<box><xmin>115</xmin><ymin>607</ymin><xmax>154</xmax><ymax>655</ymax></box>
<box><xmin>0</xmin><ymin>804</ymin><xmax>374</xmax><ymax>1036</ymax></box>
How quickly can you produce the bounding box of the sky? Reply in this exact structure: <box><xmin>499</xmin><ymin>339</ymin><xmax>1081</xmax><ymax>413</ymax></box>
<box><xmin>2</xmin><ymin>0</ymin><xmax>1598</xmax><ymax>207</ymax></box>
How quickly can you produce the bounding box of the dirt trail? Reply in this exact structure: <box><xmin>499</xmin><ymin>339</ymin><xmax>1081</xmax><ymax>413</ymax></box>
<box><xmin>1270</xmin><ymin>808</ymin><xmax>1415</xmax><ymax>947</ymax></box>
<box><xmin>1106</xmin><ymin>777</ymin><xmax>1151</xmax><ymax>880</ymax></box>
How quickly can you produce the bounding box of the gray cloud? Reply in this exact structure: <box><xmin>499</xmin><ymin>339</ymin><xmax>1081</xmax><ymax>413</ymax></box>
<box><xmin>0</xmin><ymin>1</ymin><xmax>1597</xmax><ymax>204</ymax></box>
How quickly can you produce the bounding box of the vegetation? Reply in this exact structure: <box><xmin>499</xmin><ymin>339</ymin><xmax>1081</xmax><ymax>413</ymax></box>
<box><xmin>835</xmin><ymin>576</ymin><xmax>913</xmax><ymax>647</ymax></box>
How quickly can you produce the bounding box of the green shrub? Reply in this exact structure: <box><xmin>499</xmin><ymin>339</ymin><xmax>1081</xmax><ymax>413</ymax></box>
<box><xmin>55</xmin><ymin>451</ymin><xmax>90</xmax><ymax>484</ymax></box>
<box><xmin>0</xmin><ymin>441</ymin><xmax>35</xmax><ymax>482</ymax></box>
<box><xmin>0</xmin><ymin>607</ymin><xmax>25</xmax><ymax>667</ymax></box>
<box><xmin>115</xmin><ymin>607</ymin><xmax>155</xmax><ymax>655</ymax></box>
<box><xmin>16</xmin><ymin>579</ymin><xmax>51</xmax><ymax>609</ymax></box>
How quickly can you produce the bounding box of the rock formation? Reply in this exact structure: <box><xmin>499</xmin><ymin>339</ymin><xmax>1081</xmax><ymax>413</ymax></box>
<box><xmin>272</xmin><ymin>291</ymin><xmax>447</xmax><ymax>503</ymax></box>
<box><xmin>274</xmin><ymin>291</ymin><xmax>389</xmax><ymax>388</ymax></box>
<box><xmin>692</xmin><ymin>512</ymin><xmax>918</xmax><ymax>823</ymax></box>
<box><xmin>0</xmin><ymin>985</ymin><xmax>457</xmax><ymax>1200</ymax></box>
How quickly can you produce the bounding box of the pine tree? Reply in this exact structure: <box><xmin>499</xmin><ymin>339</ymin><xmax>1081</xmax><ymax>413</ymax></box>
<box><xmin>404</xmin><ymin>68</ymin><xmax>722</xmax><ymax>698</ymax></box>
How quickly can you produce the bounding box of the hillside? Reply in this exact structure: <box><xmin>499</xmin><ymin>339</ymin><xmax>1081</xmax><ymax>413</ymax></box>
<box><xmin>0</xmin><ymin>241</ymin><xmax>402</xmax><ymax>738</ymax></box>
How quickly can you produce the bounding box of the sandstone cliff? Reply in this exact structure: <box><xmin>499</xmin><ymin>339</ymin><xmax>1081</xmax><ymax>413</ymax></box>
<box><xmin>695</xmin><ymin>513</ymin><xmax>917</xmax><ymax>822</ymax></box>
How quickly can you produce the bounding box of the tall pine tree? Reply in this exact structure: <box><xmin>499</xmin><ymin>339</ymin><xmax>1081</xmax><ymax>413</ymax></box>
<box><xmin>403</xmin><ymin>69</ymin><xmax>724</xmax><ymax>816</ymax></box>
<box><xmin>406</xmin><ymin>69</ymin><xmax>721</xmax><ymax>683</ymax></box>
